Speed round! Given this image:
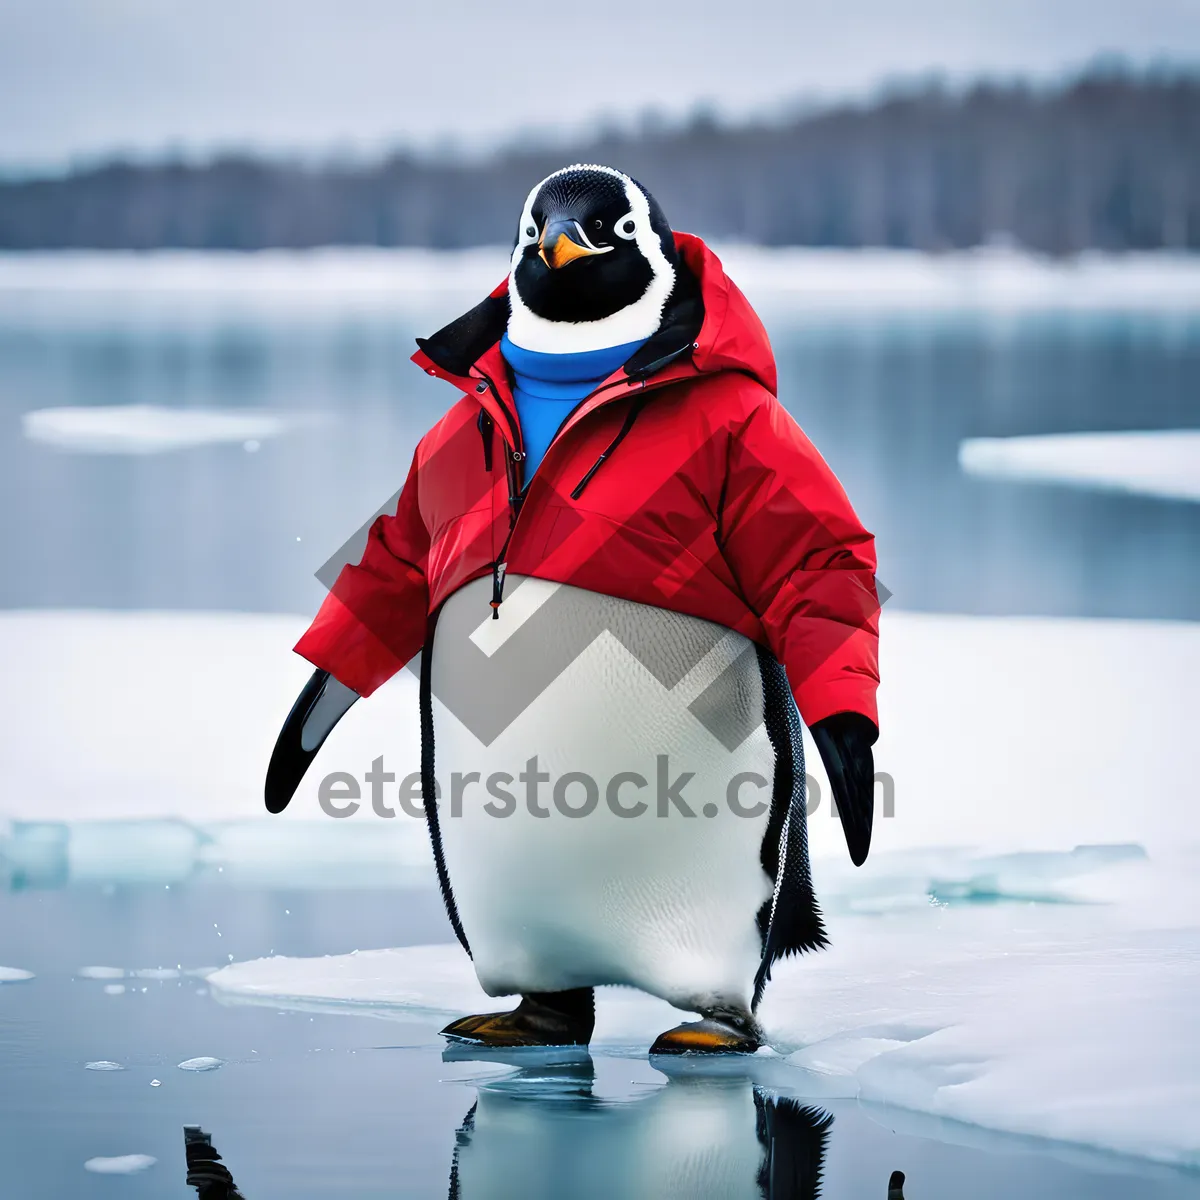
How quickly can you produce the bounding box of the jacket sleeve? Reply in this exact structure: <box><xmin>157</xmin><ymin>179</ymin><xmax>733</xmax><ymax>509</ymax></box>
<box><xmin>719</xmin><ymin>395</ymin><xmax>880</xmax><ymax>728</ymax></box>
<box><xmin>293</xmin><ymin>449</ymin><xmax>430</xmax><ymax>697</ymax></box>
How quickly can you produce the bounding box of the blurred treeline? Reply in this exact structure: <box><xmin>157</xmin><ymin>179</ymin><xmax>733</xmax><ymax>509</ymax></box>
<box><xmin>2</xmin><ymin>65</ymin><xmax>1197</xmax><ymax>253</ymax></box>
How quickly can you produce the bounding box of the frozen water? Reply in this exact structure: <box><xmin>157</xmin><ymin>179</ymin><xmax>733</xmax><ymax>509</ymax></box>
<box><xmin>131</xmin><ymin>968</ymin><xmax>179</xmax><ymax>980</ymax></box>
<box><xmin>82</xmin><ymin>1154</ymin><xmax>156</xmax><ymax>1174</ymax></box>
<box><xmin>177</xmin><ymin>1057</ymin><xmax>224</xmax><ymax>1071</ymax></box>
<box><xmin>76</xmin><ymin>966</ymin><xmax>124</xmax><ymax>979</ymax></box>
<box><xmin>211</xmin><ymin>844</ymin><xmax>1200</xmax><ymax>1168</ymax></box>
<box><xmin>103</xmin><ymin>985</ymin><xmax>125</xmax><ymax>995</ymax></box>
<box><xmin>960</xmin><ymin>430</ymin><xmax>1200</xmax><ymax>503</ymax></box>
<box><xmin>22</xmin><ymin>404</ymin><xmax>325</xmax><ymax>455</ymax></box>
<box><xmin>83</xmin><ymin>1061</ymin><xmax>123</xmax><ymax>1071</ymax></box>
<box><xmin>0</xmin><ymin>966</ymin><xmax>34</xmax><ymax>982</ymax></box>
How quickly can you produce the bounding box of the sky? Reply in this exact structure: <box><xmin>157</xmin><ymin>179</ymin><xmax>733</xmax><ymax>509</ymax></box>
<box><xmin>1</xmin><ymin>0</ymin><xmax>1198</xmax><ymax>169</ymax></box>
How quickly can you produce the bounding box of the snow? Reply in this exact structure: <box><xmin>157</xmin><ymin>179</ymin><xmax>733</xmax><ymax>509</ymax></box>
<box><xmin>2</xmin><ymin>247</ymin><xmax>1199</xmax><ymax>314</ymax></box>
<box><xmin>83</xmin><ymin>1155</ymin><xmax>156</xmax><ymax>1174</ymax></box>
<box><xmin>22</xmin><ymin>404</ymin><xmax>324</xmax><ymax>455</ymax></box>
<box><xmin>0</xmin><ymin>967</ymin><xmax>34</xmax><ymax>982</ymax></box>
<box><xmin>960</xmin><ymin>430</ymin><xmax>1200</xmax><ymax>503</ymax></box>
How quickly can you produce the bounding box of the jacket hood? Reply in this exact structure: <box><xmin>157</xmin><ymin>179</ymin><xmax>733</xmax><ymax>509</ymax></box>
<box><xmin>413</xmin><ymin>232</ymin><xmax>777</xmax><ymax>397</ymax></box>
<box><xmin>675</xmin><ymin>232</ymin><xmax>777</xmax><ymax>396</ymax></box>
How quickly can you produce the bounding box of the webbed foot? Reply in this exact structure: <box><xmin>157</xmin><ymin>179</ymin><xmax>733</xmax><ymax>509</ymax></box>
<box><xmin>441</xmin><ymin>988</ymin><xmax>595</xmax><ymax>1047</ymax></box>
<box><xmin>649</xmin><ymin>1014</ymin><xmax>761</xmax><ymax>1056</ymax></box>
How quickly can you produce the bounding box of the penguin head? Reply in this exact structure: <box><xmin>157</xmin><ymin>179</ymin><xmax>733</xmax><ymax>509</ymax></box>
<box><xmin>507</xmin><ymin>164</ymin><xmax>679</xmax><ymax>353</ymax></box>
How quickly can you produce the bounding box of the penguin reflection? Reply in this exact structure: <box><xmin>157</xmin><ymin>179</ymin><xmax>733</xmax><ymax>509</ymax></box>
<box><xmin>445</xmin><ymin>1056</ymin><xmax>837</xmax><ymax>1200</ymax></box>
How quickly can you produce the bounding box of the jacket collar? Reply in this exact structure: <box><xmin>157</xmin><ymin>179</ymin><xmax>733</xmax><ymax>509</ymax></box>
<box><xmin>411</xmin><ymin>232</ymin><xmax>778</xmax><ymax>433</ymax></box>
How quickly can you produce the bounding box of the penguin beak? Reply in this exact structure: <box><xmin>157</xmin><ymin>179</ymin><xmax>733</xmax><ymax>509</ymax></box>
<box><xmin>538</xmin><ymin>219</ymin><xmax>612</xmax><ymax>269</ymax></box>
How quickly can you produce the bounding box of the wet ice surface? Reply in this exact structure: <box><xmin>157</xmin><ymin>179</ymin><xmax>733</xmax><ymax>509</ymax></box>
<box><xmin>1</xmin><ymin>881</ymin><xmax>1198</xmax><ymax>1199</ymax></box>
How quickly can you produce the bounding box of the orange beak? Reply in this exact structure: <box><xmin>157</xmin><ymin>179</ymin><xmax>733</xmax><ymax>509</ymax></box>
<box><xmin>538</xmin><ymin>219</ymin><xmax>611</xmax><ymax>269</ymax></box>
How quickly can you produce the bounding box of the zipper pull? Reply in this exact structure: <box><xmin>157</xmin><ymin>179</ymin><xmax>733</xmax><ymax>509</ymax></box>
<box><xmin>490</xmin><ymin>560</ymin><xmax>507</xmax><ymax>619</ymax></box>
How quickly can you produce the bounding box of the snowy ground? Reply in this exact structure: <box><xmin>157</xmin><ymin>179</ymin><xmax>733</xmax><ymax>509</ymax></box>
<box><xmin>3</xmin><ymin>608</ymin><xmax>1199</xmax><ymax>1168</ymax></box>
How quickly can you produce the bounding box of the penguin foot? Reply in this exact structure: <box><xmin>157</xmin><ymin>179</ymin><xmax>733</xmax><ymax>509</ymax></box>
<box><xmin>441</xmin><ymin>988</ymin><xmax>595</xmax><ymax>1047</ymax></box>
<box><xmin>649</xmin><ymin>1015</ymin><xmax>761</xmax><ymax>1056</ymax></box>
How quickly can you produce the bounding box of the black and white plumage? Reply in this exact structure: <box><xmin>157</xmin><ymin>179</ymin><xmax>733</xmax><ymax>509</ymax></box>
<box><xmin>507</xmin><ymin>164</ymin><xmax>681</xmax><ymax>352</ymax></box>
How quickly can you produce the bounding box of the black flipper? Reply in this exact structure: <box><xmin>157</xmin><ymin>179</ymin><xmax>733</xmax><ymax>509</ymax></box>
<box><xmin>754</xmin><ymin>648</ymin><xmax>829</xmax><ymax>1011</ymax></box>
<box><xmin>810</xmin><ymin>712</ymin><xmax>878</xmax><ymax>867</ymax></box>
<box><xmin>264</xmin><ymin>668</ymin><xmax>358</xmax><ymax>813</ymax></box>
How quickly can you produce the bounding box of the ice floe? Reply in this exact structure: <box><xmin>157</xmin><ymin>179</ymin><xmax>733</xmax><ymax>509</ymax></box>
<box><xmin>960</xmin><ymin>429</ymin><xmax>1200</xmax><ymax>503</ymax></box>
<box><xmin>84</xmin><ymin>1061</ymin><xmax>124</xmax><ymax>1071</ymax></box>
<box><xmin>0</xmin><ymin>967</ymin><xmax>34</xmax><ymax>982</ymax></box>
<box><xmin>83</xmin><ymin>1154</ymin><xmax>156</xmax><ymax>1174</ymax></box>
<box><xmin>22</xmin><ymin>404</ymin><xmax>325</xmax><ymax>455</ymax></box>
<box><xmin>177</xmin><ymin>1057</ymin><xmax>223</xmax><ymax>1071</ymax></box>
<box><xmin>77</xmin><ymin>966</ymin><xmax>124</xmax><ymax>979</ymax></box>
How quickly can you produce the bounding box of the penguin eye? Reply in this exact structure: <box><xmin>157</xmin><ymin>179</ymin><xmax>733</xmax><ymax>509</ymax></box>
<box><xmin>593</xmin><ymin>219</ymin><xmax>603</xmax><ymax>230</ymax></box>
<box><xmin>525</xmin><ymin>225</ymin><xmax>536</xmax><ymax>238</ymax></box>
<box><xmin>614</xmin><ymin>214</ymin><xmax>638</xmax><ymax>241</ymax></box>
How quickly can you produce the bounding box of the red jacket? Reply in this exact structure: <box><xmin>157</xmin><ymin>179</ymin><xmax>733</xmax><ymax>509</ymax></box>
<box><xmin>296</xmin><ymin>233</ymin><xmax>880</xmax><ymax>728</ymax></box>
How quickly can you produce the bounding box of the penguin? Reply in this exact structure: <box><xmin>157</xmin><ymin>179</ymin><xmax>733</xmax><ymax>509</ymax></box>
<box><xmin>266</xmin><ymin>165</ymin><xmax>881</xmax><ymax>1055</ymax></box>
<box><xmin>446</xmin><ymin>1056</ymin><xmax>835</xmax><ymax>1200</ymax></box>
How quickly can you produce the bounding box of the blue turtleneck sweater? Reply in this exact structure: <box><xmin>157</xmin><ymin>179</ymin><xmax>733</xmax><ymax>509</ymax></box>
<box><xmin>500</xmin><ymin>333</ymin><xmax>647</xmax><ymax>480</ymax></box>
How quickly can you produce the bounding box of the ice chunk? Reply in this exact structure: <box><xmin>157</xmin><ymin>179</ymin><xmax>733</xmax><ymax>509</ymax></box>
<box><xmin>77</xmin><ymin>966</ymin><xmax>124</xmax><ymax>980</ymax></box>
<box><xmin>22</xmin><ymin>404</ymin><xmax>325</xmax><ymax>455</ymax></box>
<box><xmin>0</xmin><ymin>967</ymin><xmax>34</xmax><ymax>982</ymax></box>
<box><xmin>177</xmin><ymin>1057</ymin><xmax>224</xmax><ymax>1072</ymax></box>
<box><xmin>960</xmin><ymin>430</ymin><xmax>1200</xmax><ymax>503</ymax></box>
<box><xmin>84</xmin><ymin>1155</ymin><xmax>156</xmax><ymax>1174</ymax></box>
<box><xmin>103</xmin><ymin>985</ymin><xmax>125</xmax><ymax>995</ymax></box>
<box><xmin>84</xmin><ymin>1061</ymin><xmax>124</xmax><ymax>1071</ymax></box>
<box><xmin>132</xmin><ymin>968</ymin><xmax>180</xmax><ymax>980</ymax></box>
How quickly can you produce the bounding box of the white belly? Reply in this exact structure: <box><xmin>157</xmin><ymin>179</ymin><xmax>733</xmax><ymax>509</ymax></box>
<box><xmin>429</xmin><ymin>575</ymin><xmax>775</xmax><ymax>1012</ymax></box>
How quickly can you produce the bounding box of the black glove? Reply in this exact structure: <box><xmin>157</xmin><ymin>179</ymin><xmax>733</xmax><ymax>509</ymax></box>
<box><xmin>810</xmin><ymin>712</ymin><xmax>878</xmax><ymax>867</ymax></box>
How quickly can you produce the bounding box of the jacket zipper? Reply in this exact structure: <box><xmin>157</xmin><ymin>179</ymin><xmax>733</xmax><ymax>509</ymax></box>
<box><xmin>474</xmin><ymin>345</ymin><xmax>693</xmax><ymax>617</ymax></box>
<box><xmin>474</xmin><ymin>373</ymin><xmax>524</xmax><ymax>619</ymax></box>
